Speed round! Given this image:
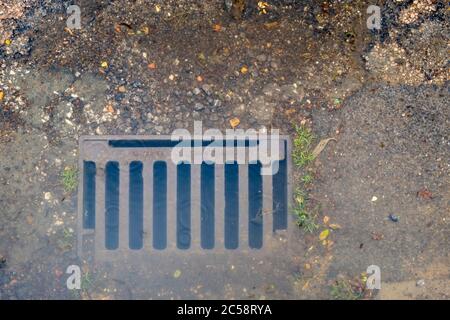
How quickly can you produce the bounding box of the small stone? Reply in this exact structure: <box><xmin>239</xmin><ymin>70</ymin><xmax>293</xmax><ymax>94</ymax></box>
<box><xmin>371</xmin><ymin>196</ymin><xmax>378</xmax><ymax>202</ymax></box>
<box><xmin>388</xmin><ymin>214</ymin><xmax>399</xmax><ymax>222</ymax></box>
<box><xmin>44</xmin><ymin>192</ymin><xmax>52</xmax><ymax>200</ymax></box>
<box><xmin>256</xmin><ymin>54</ymin><xmax>267</xmax><ymax>62</ymax></box>
<box><xmin>416</xmin><ymin>279</ymin><xmax>425</xmax><ymax>287</ymax></box>
<box><xmin>201</xmin><ymin>84</ymin><xmax>212</xmax><ymax>95</ymax></box>
<box><xmin>212</xmin><ymin>99</ymin><xmax>222</xmax><ymax>108</ymax></box>
<box><xmin>193</xmin><ymin>88</ymin><xmax>201</xmax><ymax>95</ymax></box>
<box><xmin>194</xmin><ymin>102</ymin><xmax>205</xmax><ymax>111</ymax></box>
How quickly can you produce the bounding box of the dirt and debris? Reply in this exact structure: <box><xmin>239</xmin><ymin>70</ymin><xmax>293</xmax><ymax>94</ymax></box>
<box><xmin>0</xmin><ymin>0</ymin><xmax>448</xmax><ymax>299</ymax></box>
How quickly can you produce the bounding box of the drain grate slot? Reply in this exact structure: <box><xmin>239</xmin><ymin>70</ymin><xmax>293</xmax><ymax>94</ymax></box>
<box><xmin>201</xmin><ymin>163</ymin><xmax>215</xmax><ymax>249</ymax></box>
<box><xmin>129</xmin><ymin>161</ymin><xmax>143</xmax><ymax>250</ymax></box>
<box><xmin>105</xmin><ymin>161</ymin><xmax>119</xmax><ymax>250</ymax></box>
<box><xmin>83</xmin><ymin>161</ymin><xmax>96</xmax><ymax>229</ymax></box>
<box><xmin>176</xmin><ymin>163</ymin><xmax>191</xmax><ymax>250</ymax></box>
<box><xmin>249</xmin><ymin>162</ymin><xmax>263</xmax><ymax>249</ymax></box>
<box><xmin>153</xmin><ymin>161</ymin><xmax>167</xmax><ymax>250</ymax></box>
<box><xmin>78</xmin><ymin>135</ymin><xmax>292</xmax><ymax>258</ymax></box>
<box><xmin>224</xmin><ymin>163</ymin><xmax>239</xmax><ymax>249</ymax></box>
<box><xmin>273</xmin><ymin>158</ymin><xmax>288</xmax><ymax>230</ymax></box>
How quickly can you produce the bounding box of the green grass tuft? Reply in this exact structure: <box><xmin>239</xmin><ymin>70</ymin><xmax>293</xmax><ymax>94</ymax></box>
<box><xmin>292</xmin><ymin>125</ymin><xmax>314</xmax><ymax>167</ymax></box>
<box><xmin>293</xmin><ymin>188</ymin><xmax>319</xmax><ymax>233</ymax></box>
<box><xmin>62</xmin><ymin>166</ymin><xmax>78</xmax><ymax>193</ymax></box>
<box><xmin>330</xmin><ymin>279</ymin><xmax>365</xmax><ymax>300</ymax></box>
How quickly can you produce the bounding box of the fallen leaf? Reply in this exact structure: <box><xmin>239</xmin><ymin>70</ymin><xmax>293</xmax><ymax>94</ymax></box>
<box><xmin>329</xmin><ymin>223</ymin><xmax>341</xmax><ymax>230</ymax></box>
<box><xmin>106</xmin><ymin>104</ymin><xmax>115</xmax><ymax>114</ymax></box>
<box><xmin>196</xmin><ymin>75</ymin><xmax>203</xmax><ymax>82</ymax></box>
<box><xmin>4</xmin><ymin>39</ymin><xmax>11</xmax><ymax>46</ymax></box>
<box><xmin>240</xmin><ymin>66</ymin><xmax>248</xmax><ymax>74</ymax></box>
<box><xmin>140</xmin><ymin>26</ymin><xmax>149</xmax><ymax>35</ymax></box>
<box><xmin>0</xmin><ymin>91</ymin><xmax>4</xmax><ymax>101</ymax></box>
<box><xmin>64</xmin><ymin>27</ymin><xmax>74</xmax><ymax>36</ymax></box>
<box><xmin>264</xmin><ymin>21</ymin><xmax>279</xmax><ymax>30</ymax></box>
<box><xmin>26</xmin><ymin>215</ymin><xmax>33</xmax><ymax>225</ymax></box>
<box><xmin>417</xmin><ymin>188</ymin><xmax>433</xmax><ymax>200</ymax></box>
<box><xmin>212</xmin><ymin>24</ymin><xmax>222</xmax><ymax>32</ymax></box>
<box><xmin>148</xmin><ymin>62</ymin><xmax>156</xmax><ymax>69</ymax></box>
<box><xmin>319</xmin><ymin>229</ymin><xmax>330</xmax><ymax>241</ymax></box>
<box><xmin>117</xmin><ymin>86</ymin><xmax>126</xmax><ymax>93</ymax></box>
<box><xmin>302</xmin><ymin>281</ymin><xmax>310</xmax><ymax>290</ymax></box>
<box><xmin>371</xmin><ymin>232</ymin><xmax>384</xmax><ymax>240</ymax></box>
<box><xmin>323</xmin><ymin>216</ymin><xmax>330</xmax><ymax>225</ymax></box>
<box><xmin>371</xmin><ymin>196</ymin><xmax>378</xmax><ymax>202</ymax></box>
<box><xmin>100</xmin><ymin>61</ymin><xmax>108</xmax><ymax>68</ymax></box>
<box><xmin>285</xmin><ymin>108</ymin><xmax>296</xmax><ymax>115</ymax></box>
<box><xmin>229</xmin><ymin>117</ymin><xmax>240</xmax><ymax>128</ymax></box>
<box><xmin>173</xmin><ymin>269</ymin><xmax>181</xmax><ymax>278</ymax></box>
<box><xmin>312</xmin><ymin>138</ymin><xmax>336</xmax><ymax>159</ymax></box>
<box><xmin>327</xmin><ymin>240</ymin><xmax>334</xmax><ymax>249</ymax></box>
<box><xmin>304</xmin><ymin>263</ymin><xmax>311</xmax><ymax>270</ymax></box>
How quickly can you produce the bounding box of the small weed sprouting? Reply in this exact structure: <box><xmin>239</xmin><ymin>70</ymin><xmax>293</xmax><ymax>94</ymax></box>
<box><xmin>330</xmin><ymin>279</ymin><xmax>365</xmax><ymax>300</ymax></box>
<box><xmin>293</xmin><ymin>188</ymin><xmax>319</xmax><ymax>233</ymax></box>
<box><xmin>292</xmin><ymin>124</ymin><xmax>314</xmax><ymax>167</ymax></box>
<box><xmin>301</xmin><ymin>173</ymin><xmax>314</xmax><ymax>185</ymax></box>
<box><xmin>62</xmin><ymin>166</ymin><xmax>78</xmax><ymax>193</ymax></box>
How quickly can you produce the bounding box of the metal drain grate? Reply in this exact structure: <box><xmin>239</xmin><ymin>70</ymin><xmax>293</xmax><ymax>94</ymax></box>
<box><xmin>77</xmin><ymin>136</ymin><xmax>292</xmax><ymax>259</ymax></box>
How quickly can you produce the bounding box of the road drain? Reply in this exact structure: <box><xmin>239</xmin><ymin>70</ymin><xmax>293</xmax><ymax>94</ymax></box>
<box><xmin>77</xmin><ymin>136</ymin><xmax>292</xmax><ymax>259</ymax></box>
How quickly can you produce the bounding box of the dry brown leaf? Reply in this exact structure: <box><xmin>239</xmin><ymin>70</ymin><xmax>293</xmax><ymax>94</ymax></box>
<box><xmin>323</xmin><ymin>216</ymin><xmax>330</xmax><ymax>225</ymax></box>
<box><xmin>312</xmin><ymin>138</ymin><xmax>336</xmax><ymax>159</ymax></box>
<box><xmin>417</xmin><ymin>188</ymin><xmax>433</xmax><ymax>200</ymax></box>
<box><xmin>329</xmin><ymin>223</ymin><xmax>341</xmax><ymax>230</ymax></box>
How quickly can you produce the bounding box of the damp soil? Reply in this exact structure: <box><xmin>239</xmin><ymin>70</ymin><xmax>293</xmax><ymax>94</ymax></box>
<box><xmin>0</xmin><ymin>0</ymin><xmax>448</xmax><ymax>299</ymax></box>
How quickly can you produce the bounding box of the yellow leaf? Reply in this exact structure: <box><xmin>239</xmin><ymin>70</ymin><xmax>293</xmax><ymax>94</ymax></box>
<box><xmin>100</xmin><ymin>61</ymin><xmax>108</xmax><ymax>68</ymax></box>
<box><xmin>329</xmin><ymin>224</ymin><xmax>341</xmax><ymax>230</ymax></box>
<box><xmin>173</xmin><ymin>270</ymin><xmax>181</xmax><ymax>278</ymax></box>
<box><xmin>229</xmin><ymin>117</ymin><xmax>240</xmax><ymax>128</ymax></box>
<box><xmin>319</xmin><ymin>229</ymin><xmax>330</xmax><ymax>241</ymax></box>
<box><xmin>240</xmin><ymin>66</ymin><xmax>248</xmax><ymax>74</ymax></box>
<box><xmin>323</xmin><ymin>216</ymin><xmax>330</xmax><ymax>224</ymax></box>
<box><xmin>0</xmin><ymin>91</ymin><xmax>4</xmax><ymax>101</ymax></box>
<box><xmin>4</xmin><ymin>39</ymin><xmax>11</xmax><ymax>46</ymax></box>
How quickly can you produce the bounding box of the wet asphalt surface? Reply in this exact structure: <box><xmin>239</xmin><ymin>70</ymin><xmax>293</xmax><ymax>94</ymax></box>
<box><xmin>0</xmin><ymin>0</ymin><xmax>448</xmax><ymax>299</ymax></box>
